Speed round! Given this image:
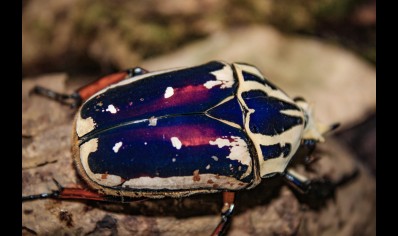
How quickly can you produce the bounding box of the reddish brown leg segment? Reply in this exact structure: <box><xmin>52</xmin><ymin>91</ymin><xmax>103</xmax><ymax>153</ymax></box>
<box><xmin>22</xmin><ymin>179</ymin><xmax>146</xmax><ymax>203</ymax></box>
<box><xmin>22</xmin><ymin>186</ymin><xmax>147</xmax><ymax>203</ymax></box>
<box><xmin>22</xmin><ymin>187</ymin><xmax>106</xmax><ymax>201</ymax></box>
<box><xmin>77</xmin><ymin>67</ymin><xmax>149</xmax><ymax>101</ymax></box>
<box><xmin>77</xmin><ymin>72</ymin><xmax>129</xmax><ymax>101</ymax></box>
<box><xmin>31</xmin><ymin>67</ymin><xmax>149</xmax><ymax>108</ymax></box>
<box><xmin>211</xmin><ymin>191</ymin><xmax>235</xmax><ymax>236</ymax></box>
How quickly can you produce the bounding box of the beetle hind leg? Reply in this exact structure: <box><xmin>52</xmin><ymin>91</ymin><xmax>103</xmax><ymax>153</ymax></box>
<box><xmin>22</xmin><ymin>179</ymin><xmax>146</xmax><ymax>203</ymax></box>
<box><xmin>22</xmin><ymin>178</ymin><xmax>107</xmax><ymax>202</ymax></box>
<box><xmin>211</xmin><ymin>191</ymin><xmax>235</xmax><ymax>236</ymax></box>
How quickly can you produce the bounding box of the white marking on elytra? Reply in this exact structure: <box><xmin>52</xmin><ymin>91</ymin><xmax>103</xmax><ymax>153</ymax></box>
<box><xmin>80</xmin><ymin>138</ymin><xmax>122</xmax><ymax>187</ymax></box>
<box><xmin>203</xmin><ymin>80</ymin><xmax>223</xmax><ymax>89</ymax></box>
<box><xmin>76</xmin><ymin>116</ymin><xmax>96</xmax><ymax>137</ymax></box>
<box><xmin>106</xmin><ymin>104</ymin><xmax>118</xmax><ymax>114</ymax></box>
<box><xmin>203</xmin><ymin>65</ymin><xmax>234</xmax><ymax>89</ymax></box>
<box><xmin>112</xmin><ymin>141</ymin><xmax>123</xmax><ymax>153</ymax></box>
<box><xmin>122</xmin><ymin>174</ymin><xmax>248</xmax><ymax>190</ymax></box>
<box><xmin>144</xmin><ymin>142</ymin><xmax>147</xmax><ymax>145</ymax></box>
<box><xmin>148</xmin><ymin>116</ymin><xmax>158</xmax><ymax>126</ymax></box>
<box><xmin>172</xmin><ymin>158</ymin><xmax>176</xmax><ymax>162</ymax></box>
<box><xmin>209</xmin><ymin>136</ymin><xmax>251</xmax><ymax>167</ymax></box>
<box><xmin>164</xmin><ymin>87</ymin><xmax>174</xmax><ymax>98</ymax></box>
<box><xmin>211</xmin><ymin>156</ymin><xmax>219</xmax><ymax>161</ymax></box>
<box><xmin>206</xmin><ymin>164</ymin><xmax>211</xmax><ymax>170</ymax></box>
<box><xmin>171</xmin><ymin>137</ymin><xmax>182</xmax><ymax>150</ymax></box>
<box><xmin>209</xmin><ymin>138</ymin><xmax>231</xmax><ymax>148</ymax></box>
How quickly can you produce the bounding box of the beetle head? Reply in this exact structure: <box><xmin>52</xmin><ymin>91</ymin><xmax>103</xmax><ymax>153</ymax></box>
<box><xmin>293</xmin><ymin>97</ymin><xmax>339</xmax><ymax>143</ymax></box>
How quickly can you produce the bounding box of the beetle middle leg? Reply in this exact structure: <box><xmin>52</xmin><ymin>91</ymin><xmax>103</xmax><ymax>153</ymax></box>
<box><xmin>31</xmin><ymin>66</ymin><xmax>149</xmax><ymax>108</ymax></box>
<box><xmin>211</xmin><ymin>191</ymin><xmax>235</xmax><ymax>236</ymax></box>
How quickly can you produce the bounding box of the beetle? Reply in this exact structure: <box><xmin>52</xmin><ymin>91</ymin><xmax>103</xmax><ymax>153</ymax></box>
<box><xmin>23</xmin><ymin>61</ymin><xmax>338</xmax><ymax>235</ymax></box>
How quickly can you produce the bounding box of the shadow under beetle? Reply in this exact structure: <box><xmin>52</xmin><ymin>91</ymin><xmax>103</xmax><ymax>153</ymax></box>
<box><xmin>23</xmin><ymin>61</ymin><xmax>339</xmax><ymax>235</ymax></box>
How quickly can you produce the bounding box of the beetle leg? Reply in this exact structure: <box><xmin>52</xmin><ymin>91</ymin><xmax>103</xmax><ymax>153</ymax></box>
<box><xmin>283</xmin><ymin>169</ymin><xmax>335</xmax><ymax>199</ymax></box>
<box><xmin>76</xmin><ymin>67</ymin><xmax>149</xmax><ymax>101</ymax></box>
<box><xmin>303</xmin><ymin>155</ymin><xmax>321</xmax><ymax>166</ymax></box>
<box><xmin>283</xmin><ymin>168</ymin><xmax>359</xmax><ymax>208</ymax></box>
<box><xmin>31</xmin><ymin>67</ymin><xmax>149</xmax><ymax>108</ymax></box>
<box><xmin>126</xmin><ymin>67</ymin><xmax>148</xmax><ymax>77</ymax></box>
<box><xmin>32</xmin><ymin>85</ymin><xmax>82</xmax><ymax>108</ymax></box>
<box><xmin>22</xmin><ymin>178</ymin><xmax>106</xmax><ymax>201</ymax></box>
<box><xmin>22</xmin><ymin>179</ymin><xmax>146</xmax><ymax>203</ymax></box>
<box><xmin>301</xmin><ymin>139</ymin><xmax>317</xmax><ymax>156</ymax></box>
<box><xmin>211</xmin><ymin>191</ymin><xmax>235</xmax><ymax>236</ymax></box>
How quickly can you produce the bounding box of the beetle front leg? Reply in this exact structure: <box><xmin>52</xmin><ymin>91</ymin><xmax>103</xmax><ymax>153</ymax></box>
<box><xmin>283</xmin><ymin>168</ymin><xmax>359</xmax><ymax>208</ymax></box>
<box><xmin>283</xmin><ymin>169</ymin><xmax>335</xmax><ymax>199</ymax></box>
<box><xmin>211</xmin><ymin>191</ymin><xmax>235</xmax><ymax>236</ymax></box>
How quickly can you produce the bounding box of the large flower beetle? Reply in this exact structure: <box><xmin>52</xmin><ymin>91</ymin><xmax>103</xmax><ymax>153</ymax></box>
<box><xmin>23</xmin><ymin>61</ymin><xmax>339</xmax><ymax>235</ymax></box>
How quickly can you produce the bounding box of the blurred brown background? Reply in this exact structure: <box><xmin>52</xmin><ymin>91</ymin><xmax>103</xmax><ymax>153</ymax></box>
<box><xmin>22</xmin><ymin>0</ymin><xmax>375</xmax><ymax>235</ymax></box>
<box><xmin>22</xmin><ymin>0</ymin><xmax>375</xmax><ymax>75</ymax></box>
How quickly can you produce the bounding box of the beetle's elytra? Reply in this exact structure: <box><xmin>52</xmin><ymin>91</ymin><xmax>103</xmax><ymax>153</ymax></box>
<box><xmin>25</xmin><ymin>61</ymin><xmax>337</xmax><ymax>236</ymax></box>
<box><xmin>73</xmin><ymin>61</ymin><xmax>324</xmax><ymax>199</ymax></box>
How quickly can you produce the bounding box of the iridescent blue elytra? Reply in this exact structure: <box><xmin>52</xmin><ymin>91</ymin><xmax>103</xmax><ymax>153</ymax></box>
<box><xmin>74</xmin><ymin>61</ymin><xmax>307</xmax><ymax>197</ymax></box>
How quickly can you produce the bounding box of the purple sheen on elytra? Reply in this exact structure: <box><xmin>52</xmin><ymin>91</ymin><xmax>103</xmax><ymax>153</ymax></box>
<box><xmin>86</xmin><ymin>115</ymin><xmax>254</xmax><ymax>184</ymax></box>
<box><xmin>79</xmin><ymin>61</ymin><xmax>237</xmax><ymax>138</ymax></box>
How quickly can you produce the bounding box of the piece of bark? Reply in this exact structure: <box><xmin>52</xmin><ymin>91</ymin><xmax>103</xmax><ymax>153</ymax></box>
<box><xmin>22</xmin><ymin>75</ymin><xmax>375</xmax><ymax>235</ymax></box>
